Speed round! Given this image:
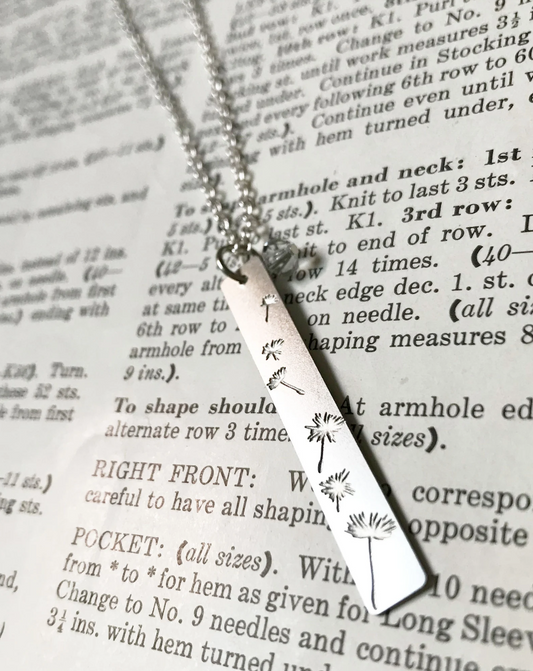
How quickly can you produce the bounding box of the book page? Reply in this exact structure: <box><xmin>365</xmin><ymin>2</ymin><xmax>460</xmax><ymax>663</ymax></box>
<box><xmin>1</xmin><ymin>0</ymin><xmax>532</xmax><ymax>669</ymax></box>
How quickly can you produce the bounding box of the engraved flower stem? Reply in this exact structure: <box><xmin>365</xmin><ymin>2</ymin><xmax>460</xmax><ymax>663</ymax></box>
<box><xmin>280</xmin><ymin>380</ymin><xmax>304</xmax><ymax>395</ymax></box>
<box><xmin>318</xmin><ymin>438</ymin><xmax>326</xmax><ymax>473</ymax></box>
<box><xmin>346</xmin><ymin>512</ymin><xmax>396</xmax><ymax>611</ymax></box>
<box><xmin>368</xmin><ymin>537</ymin><xmax>376</xmax><ymax>610</ymax></box>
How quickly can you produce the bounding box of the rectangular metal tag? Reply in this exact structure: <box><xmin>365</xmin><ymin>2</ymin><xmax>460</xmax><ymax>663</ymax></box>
<box><xmin>222</xmin><ymin>255</ymin><xmax>426</xmax><ymax>614</ymax></box>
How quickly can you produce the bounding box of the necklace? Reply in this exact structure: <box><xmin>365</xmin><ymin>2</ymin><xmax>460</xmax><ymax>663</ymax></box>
<box><xmin>112</xmin><ymin>0</ymin><xmax>426</xmax><ymax>614</ymax></box>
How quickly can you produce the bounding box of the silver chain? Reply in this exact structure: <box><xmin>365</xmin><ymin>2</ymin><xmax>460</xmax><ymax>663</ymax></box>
<box><xmin>111</xmin><ymin>0</ymin><xmax>260</xmax><ymax>254</ymax></box>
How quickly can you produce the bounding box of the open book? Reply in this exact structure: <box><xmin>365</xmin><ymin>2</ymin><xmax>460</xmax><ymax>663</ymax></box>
<box><xmin>1</xmin><ymin>0</ymin><xmax>532</xmax><ymax>668</ymax></box>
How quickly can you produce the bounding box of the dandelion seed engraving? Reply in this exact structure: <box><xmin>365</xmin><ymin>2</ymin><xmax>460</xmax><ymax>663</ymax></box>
<box><xmin>261</xmin><ymin>294</ymin><xmax>278</xmax><ymax>322</ymax></box>
<box><xmin>305</xmin><ymin>412</ymin><xmax>344</xmax><ymax>473</ymax></box>
<box><xmin>346</xmin><ymin>512</ymin><xmax>396</xmax><ymax>611</ymax></box>
<box><xmin>267</xmin><ymin>367</ymin><xmax>305</xmax><ymax>395</ymax></box>
<box><xmin>319</xmin><ymin>469</ymin><xmax>354</xmax><ymax>512</ymax></box>
<box><xmin>262</xmin><ymin>339</ymin><xmax>284</xmax><ymax>361</ymax></box>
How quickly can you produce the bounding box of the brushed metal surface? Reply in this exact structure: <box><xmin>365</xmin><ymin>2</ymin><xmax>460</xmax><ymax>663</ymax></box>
<box><xmin>223</xmin><ymin>255</ymin><xmax>426</xmax><ymax>614</ymax></box>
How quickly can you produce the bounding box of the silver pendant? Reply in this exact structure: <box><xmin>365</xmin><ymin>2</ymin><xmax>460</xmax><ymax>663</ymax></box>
<box><xmin>222</xmin><ymin>255</ymin><xmax>426</xmax><ymax>614</ymax></box>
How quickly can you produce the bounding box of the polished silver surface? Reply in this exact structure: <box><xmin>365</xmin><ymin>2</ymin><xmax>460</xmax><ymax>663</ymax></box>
<box><xmin>223</xmin><ymin>256</ymin><xmax>427</xmax><ymax>614</ymax></box>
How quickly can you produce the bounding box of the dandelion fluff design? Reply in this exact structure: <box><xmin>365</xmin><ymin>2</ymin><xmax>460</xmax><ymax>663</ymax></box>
<box><xmin>346</xmin><ymin>512</ymin><xmax>396</xmax><ymax>611</ymax></box>
<box><xmin>262</xmin><ymin>339</ymin><xmax>284</xmax><ymax>361</ymax></box>
<box><xmin>319</xmin><ymin>469</ymin><xmax>354</xmax><ymax>512</ymax></box>
<box><xmin>305</xmin><ymin>412</ymin><xmax>344</xmax><ymax>473</ymax></box>
<box><xmin>267</xmin><ymin>367</ymin><xmax>305</xmax><ymax>395</ymax></box>
<box><xmin>261</xmin><ymin>294</ymin><xmax>278</xmax><ymax>322</ymax></box>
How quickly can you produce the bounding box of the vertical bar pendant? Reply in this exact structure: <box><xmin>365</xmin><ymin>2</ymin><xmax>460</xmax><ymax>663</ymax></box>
<box><xmin>222</xmin><ymin>255</ymin><xmax>426</xmax><ymax>614</ymax></box>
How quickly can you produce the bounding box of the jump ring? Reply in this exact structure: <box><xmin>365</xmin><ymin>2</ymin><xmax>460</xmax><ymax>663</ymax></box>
<box><xmin>216</xmin><ymin>245</ymin><xmax>260</xmax><ymax>284</ymax></box>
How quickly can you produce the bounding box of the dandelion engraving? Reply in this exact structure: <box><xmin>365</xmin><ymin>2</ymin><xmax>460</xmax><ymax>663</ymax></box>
<box><xmin>305</xmin><ymin>412</ymin><xmax>344</xmax><ymax>473</ymax></box>
<box><xmin>346</xmin><ymin>512</ymin><xmax>396</xmax><ymax>611</ymax></box>
<box><xmin>261</xmin><ymin>294</ymin><xmax>278</xmax><ymax>322</ymax></box>
<box><xmin>262</xmin><ymin>339</ymin><xmax>284</xmax><ymax>361</ymax></box>
<box><xmin>319</xmin><ymin>469</ymin><xmax>354</xmax><ymax>512</ymax></box>
<box><xmin>267</xmin><ymin>367</ymin><xmax>305</xmax><ymax>395</ymax></box>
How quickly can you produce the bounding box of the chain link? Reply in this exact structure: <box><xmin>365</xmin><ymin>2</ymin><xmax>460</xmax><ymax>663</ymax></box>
<box><xmin>111</xmin><ymin>0</ymin><xmax>260</xmax><ymax>253</ymax></box>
